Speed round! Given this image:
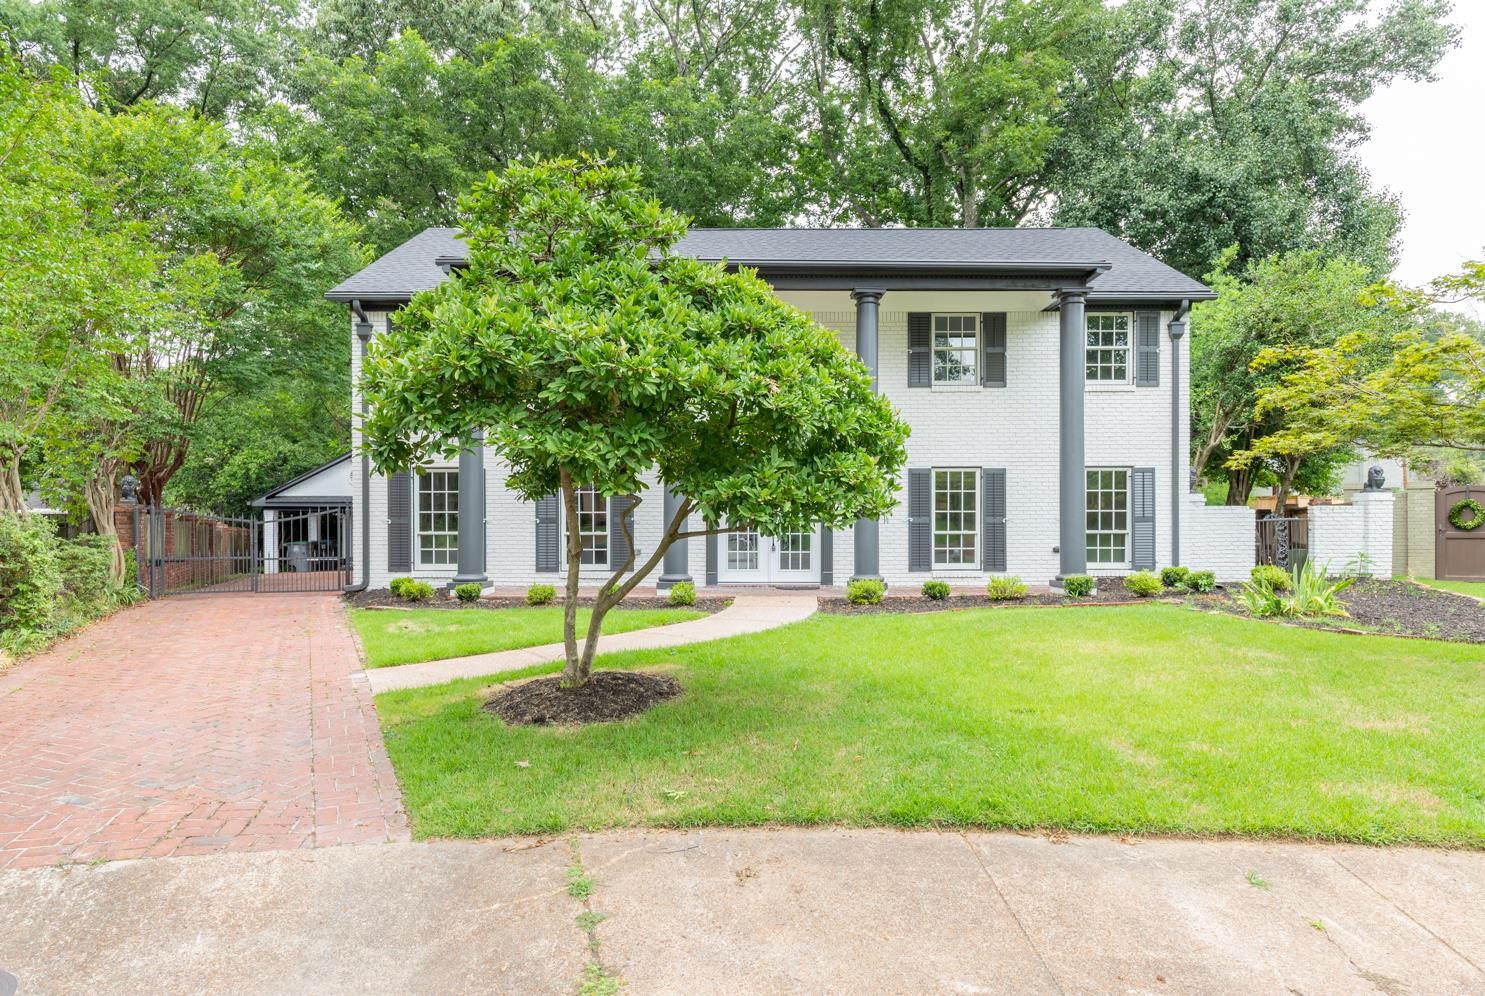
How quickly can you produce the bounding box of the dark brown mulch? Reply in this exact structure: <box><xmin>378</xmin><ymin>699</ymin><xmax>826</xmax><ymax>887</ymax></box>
<box><xmin>819</xmin><ymin>577</ymin><xmax>1186</xmax><ymax>615</ymax></box>
<box><xmin>344</xmin><ymin>589</ymin><xmax>730</xmax><ymax>614</ymax></box>
<box><xmin>1209</xmin><ymin>578</ymin><xmax>1485</xmax><ymax>643</ymax></box>
<box><xmin>483</xmin><ymin>671</ymin><xmax>682</xmax><ymax>726</ymax></box>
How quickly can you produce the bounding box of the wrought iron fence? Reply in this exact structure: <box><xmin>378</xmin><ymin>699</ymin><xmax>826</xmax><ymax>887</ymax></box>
<box><xmin>134</xmin><ymin>504</ymin><xmax>350</xmax><ymax>596</ymax></box>
<box><xmin>1254</xmin><ymin>515</ymin><xmax>1309</xmax><ymax>570</ymax></box>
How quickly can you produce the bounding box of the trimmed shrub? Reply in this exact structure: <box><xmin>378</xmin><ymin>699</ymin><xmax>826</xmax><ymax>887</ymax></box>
<box><xmin>526</xmin><ymin>583</ymin><xmax>556</xmax><ymax>606</ymax></box>
<box><xmin>987</xmin><ymin>576</ymin><xmax>1028</xmax><ymax>601</ymax></box>
<box><xmin>1186</xmin><ymin>570</ymin><xmax>1217</xmax><ymax>593</ymax></box>
<box><xmin>846</xmin><ymin>578</ymin><xmax>885</xmax><ymax>605</ymax></box>
<box><xmin>1240</xmin><ymin>559</ymin><xmax>1352</xmax><ymax>619</ymax></box>
<box><xmin>1124</xmin><ymin>570</ymin><xmax>1164</xmax><ymax>597</ymax></box>
<box><xmin>667</xmin><ymin>581</ymin><xmax>696</xmax><ymax>606</ymax></box>
<box><xmin>454</xmin><ymin>582</ymin><xmax>482</xmax><ymax>602</ymax></box>
<box><xmin>402</xmin><ymin>580</ymin><xmax>435</xmax><ymax>602</ymax></box>
<box><xmin>1061</xmin><ymin>574</ymin><xmax>1095</xmax><ymax>598</ymax></box>
<box><xmin>54</xmin><ymin>534</ymin><xmax>115</xmax><ymax>604</ymax></box>
<box><xmin>1250</xmin><ymin>564</ymin><xmax>1292</xmax><ymax>592</ymax></box>
<box><xmin>0</xmin><ymin>512</ymin><xmax>63</xmax><ymax>638</ymax></box>
<box><xmin>921</xmin><ymin>579</ymin><xmax>950</xmax><ymax>600</ymax></box>
<box><xmin>389</xmin><ymin>576</ymin><xmax>414</xmax><ymax>597</ymax></box>
<box><xmin>1159</xmin><ymin>566</ymin><xmax>1190</xmax><ymax>588</ymax></box>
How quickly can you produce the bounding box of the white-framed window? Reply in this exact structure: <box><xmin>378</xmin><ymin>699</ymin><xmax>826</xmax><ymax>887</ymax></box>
<box><xmin>416</xmin><ymin>469</ymin><xmax>459</xmax><ymax>567</ymax></box>
<box><xmin>932</xmin><ymin>313</ymin><xmax>979</xmax><ymax>385</ymax></box>
<box><xmin>933</xmin><ymin>468</ymin><xmax>978</xmax><ymax>566</ymax></box>
<box><xmin>726</xmin><ymin>531</ymin><xmax>759</xmax><ymax>571</ymax></box>
<box><xmin>1085</xmin><ymin>313</ymin><xmax>1131</xmax><ymax>382</ymax></box>
<box><xmin>777</xmin><ymin>530</ymin><xmax>812</xmax><ymax>571</ymax></box>
<box><xmin>573</xmin><ymin>485</ymin><xmax>608</xmax><ymax>567</ymax></box>
<box><xmin>1086</xmin><ymin>468</ymin><xmax>1130</xmax><ymax>566</ymax></box>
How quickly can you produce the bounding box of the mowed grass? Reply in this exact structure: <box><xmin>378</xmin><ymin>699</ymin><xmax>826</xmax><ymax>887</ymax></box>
<box><xmin>376</xmin><ymin>604</ymin><xmax>1485</xmax><ymax>846</ymax></box>
<box><xmin>351</xmin><ymin>606</ymin><xmax>705</xmax><ymax>667</ymax></box>
<box><xmin>1414</xmin><ymin>577</ymin><xmax>1485</xmax><ymax>600</ymax></box>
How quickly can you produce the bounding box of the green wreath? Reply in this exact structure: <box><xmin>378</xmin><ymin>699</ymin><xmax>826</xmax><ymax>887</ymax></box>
<box><xmin>1449</xmin><ymin>498</ymin><xmax>1485</xmax><ymax>531</ymax></box>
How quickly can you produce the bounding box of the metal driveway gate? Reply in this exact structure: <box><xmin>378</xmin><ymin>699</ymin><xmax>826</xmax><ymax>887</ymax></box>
<box><xmin>136</xmin><ymin>505</ymin><xmax>350</xmax><ymax>596</ymax></box>
<box><xmin>1255</xmin><ymin>515</ymin><xmax>1309</xmax><ymax>570</ymax></box>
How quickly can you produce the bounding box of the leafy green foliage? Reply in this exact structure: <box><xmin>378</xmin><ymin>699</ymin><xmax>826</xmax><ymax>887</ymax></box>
<box><xmin>846</xmin><ymin>579</ymin><xmax>886</xmax><ymax>605</ymax></box>
<box><xmin>0</xmin><ymin>512</ymin><xmax>63</xmax><ymax>639</ymax></box>
<box><xmin>1240</xmin><ymin>560</ymin><xmax>1353</xmax><ymax>618</ymax></box>
<box><xmin>1124</xmin><ymin>571</ymin><xmax>1164</xmax><ymax>597</ymax></box>
<box><xmin>1160</xmin><ymin>566</ymin><xmax>1191</xmax><ymax>588</ymax></box>
<box><xmin>401</xmin><ymin>581</ymin><xmax>435</xmax><ymax>602</ymax></box>
<box><xmin>1061</xmin><ymin>575</ymin><xmax>1095</xmax><ymax>598</ymax></box>
<box><xmin>527</xmin><ymin>584</ymin><xmax>557</xmax><ymax>606</ymax></box>
<box><xmin>921</xmin><ymin>580</ymin><xmax>950</xmax><ymax>601</ymax></box>
<box><xmin>666</xmin><ymin>581</ymin><xmax>696</xmax><ymax>607</ymax></box>
<box><xmin>454</xmin><ymin>582</ymin><xmax>482</xmax><ymax>603</ymax></box>
<box><xmin>1185</xmin><ymin>570</ymin><xmax>1218</xmax><ymax>594</ymax></box>
<box><xmin>987</xmin><ymin>576</ymin><xmax>1028</xmax><ymax>601</ymax></box>
<box><xmin>389</xmin><ymin>576</ymin><xmax>414</xmax><ymax>597</ymax></box>
<box><xmin>1251</xmin><ymin>565</ymin><xmax>1293</xmax><ymax>592</ymax></box>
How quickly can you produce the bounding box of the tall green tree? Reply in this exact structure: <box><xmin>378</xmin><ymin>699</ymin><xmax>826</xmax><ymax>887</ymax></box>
<box><xmin>361</xmin><ymin>158</ymin><xmax>908</xmax><ymax>686</ymax></box>
<box><xmin>1051</xmin><ymin>0</ymin><xmax>1457</xmax><ymax>279</ymax></box>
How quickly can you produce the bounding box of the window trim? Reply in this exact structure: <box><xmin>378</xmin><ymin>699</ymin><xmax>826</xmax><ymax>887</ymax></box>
<box><xmin>1085</xmin><ymin>312</ymin><xmax>1133</xmax><ymax>385</ymax></box>
<box><xmin>414</xmin><ymin>468</ymin><xmax>460</xmax><ymax>569</ymax></box>
<box><xmin>931</xmin><ymin>467</ymin><xmax>980</xmax><ymax>570</ymax></box>
<box><xmin>1086</xmin><ymin>467</ymin><xmax>1131</xmax><ymax>569</ymax></box>
<box><xmin>562</xmin><ymin>485</ymin><xmax>610</xmax><ymax>570</ymax></box>
<box><xmin>931</xmin><ymin>313</ymin><xmax>980</xmax><ymax>387</ymax></box>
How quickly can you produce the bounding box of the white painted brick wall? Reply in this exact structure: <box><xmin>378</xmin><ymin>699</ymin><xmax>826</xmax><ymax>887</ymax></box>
<box><xmin>1180</xmin><ymin>494</ymin><xmax>1255</xmax><ymax>581</ymax></box>
<box><xmin>1309</xmin><ymin>494</ymin><xmax>1394</xmax><ymax>577</ymax></box>
<box><xmin>351</xmin><ymin>293</ymin><xmax>1214</xmax><ymax>590</ymax></box>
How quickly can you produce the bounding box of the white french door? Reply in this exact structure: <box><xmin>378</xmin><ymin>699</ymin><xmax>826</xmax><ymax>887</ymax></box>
<box><xmin>719</xmin><ymin>525</ymin><xmax>821</xmax><ymax>583</ymax></box>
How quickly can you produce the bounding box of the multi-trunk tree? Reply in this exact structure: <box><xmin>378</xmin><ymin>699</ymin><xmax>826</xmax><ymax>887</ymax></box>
<box><xmin>360</xmin><ymin>158</ymin><xmax>909</xmax><ymax>687</ymax></box>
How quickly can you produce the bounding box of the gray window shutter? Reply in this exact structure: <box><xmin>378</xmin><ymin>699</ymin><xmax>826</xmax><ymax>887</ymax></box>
<box><xmin>1131</xmin><ymin>467</ymin><xmax>1156</xmax><ymax>570</ymax></box>
<box><xmin>387</xmin><ymin>472</ymin><xmax>411</xmax><ymax>573</ymax></box>
<box><xmin>820</xmin><ymin>527</ymin><xmax>833</xmax><ymax>586</ymax></box>
<box><xmin>981</xmin><ymin>468</ymin><xmax>1007</xmax><ymax>572</ymax></box>
<box><xmin>908</xmin><ymin>313</ymin><xmax>931</xmax><ymax>387</ymax></box>
<box><xmin>705</xmin><ymin>531</ymin><xmax>718</xmax><ymax>586</ymax></box>
<box><xmin>534</xmin><ymin>494</ymin><xmax>559</xmax><ymax>572</ymax></box>
<box><xmin>1135</xmin><ymin>311</ymin><xmax>1160</xmax><ymax>387</ymax></box>
<box><xmin>908</xmin><ymin>469</ymin><xmax>932</xmax><ymax>572</ymax></box>
<box><xmin>608</xmin><ymin>494</ymin><xmax>637</xmax><ymax>571</ymax></box>
<box><xmin>980</xmin><ymin>313</ymin><xmax>1007</xmax><ymax>388</ymax></box>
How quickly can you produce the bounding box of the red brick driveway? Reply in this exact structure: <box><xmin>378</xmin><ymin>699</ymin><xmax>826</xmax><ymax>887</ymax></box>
<box><xmin>0</xmin><ymin>594</ymin><xmax>406</xmax><ymax>869</ymax></box>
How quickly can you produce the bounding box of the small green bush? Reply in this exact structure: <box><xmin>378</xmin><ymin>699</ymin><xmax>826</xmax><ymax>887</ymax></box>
<box><xmin>1186</xmin><ymin>570</ymin><xmax>1217</xmax><ymax>593</ymax></box>
<box><xmin>667</xmin><ymin>581</ymin><xmax>696</xmax><ymax>606</ymax></box>
<box><xmin>1061</xmin><ymin>574</ymin><xmax>1095</xmax><ymax>598</ymax></box>
<box><xmin>526</xmin><ymin>583</ymin><xmax>556</xmax><ymax>605</ymax></box>
<box><xmin>921</xmin><ymin>579</ymin><xmax>950</xmax><ymax>600</ymax></box>
<box><xmin>389</xmin><ymin>576</ymin><xmax>414</xmax><ymax>597</ymax></box>
<box><xmin>402</xmin><ymin>580</ymin><xmax>435</xmax><ymax>602</ymax></box>
<box><xmin>1160</xmin><ymin>566</ymin><xmax>1190</xmax><ymax>588</ymax></box>
<box><xmin>846</xmin><ymin>578</ymin><xmax>885</xmax><ymax>605</ymax></box>
<box><xmin>1124</xmin><ymin>571</ymin><xmax>1164</xmax><ymax>597</ymax></box>
<box><xmin>1251</xmin><ymin>564</ymin><xmax>1292</xmax><ymax>592</ymax></box>
<box><xmin>55</xmin><ymin>534</ymin><xmax>115</xmax><ymax>603</ymax></box>
<box><xmin>987</xmin><ymin>576</ymin><xmax>1028</xmax><ymax>601</ymax></box>
<box><xmin>1240</xmin><ymin>559</ymin><xmax>1352</xmax><ymax>619</ymax></box>
<box><xmin>0</xmin><ymin>512</ymin><xmax>63</xmax><ymax>638</ymax></box>
<box><xmin>454</xmin><ymin>582</ymin><xmax>482</xmax><ymax>602</ymax></box>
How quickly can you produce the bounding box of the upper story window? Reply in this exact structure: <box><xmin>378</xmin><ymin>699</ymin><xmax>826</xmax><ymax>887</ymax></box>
<box><xmin>1085</xmin><ymin>314</ymin><xmax>1131</xmax><ymax>383</ymax></box>
<box><xmin>417</xmin><ymin>470</ymin><xmax>459</xmax><ymax>567</ymax></box>
<box><xmin>932</xmin><ymin>313</ymin><xmax>979</xmax><ymax>385</ymax></box>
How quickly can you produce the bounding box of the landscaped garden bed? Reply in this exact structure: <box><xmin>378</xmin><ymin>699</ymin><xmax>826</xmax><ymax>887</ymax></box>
<box><xmin>819</xmin><ymin>576</ymin><xmax>1185</xmax><ymax>614</ymax></box>
<box><xmin>345</xmin><ymin>587</ymin><xmax>731</xmax><ymax>614</ymax></box>
<box><xmin>1235</xmin><ymin>578</ymin><xmax>1485</xmax><ymax>643</ymax></box>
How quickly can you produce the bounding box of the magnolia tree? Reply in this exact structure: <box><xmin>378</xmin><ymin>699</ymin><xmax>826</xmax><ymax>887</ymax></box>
<box><xmin>360</xmin><ymin>158</ymin><xmax>909</xmax><ymax>687</ymax></box>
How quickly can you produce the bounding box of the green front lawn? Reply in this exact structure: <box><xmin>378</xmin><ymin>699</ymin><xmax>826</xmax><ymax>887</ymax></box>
<box><xmin>378</xmin><ymin>604</ymin><xmax>1485</xmax><ymax>846</ymax></box>
<box><xmin>351</xmin><ymin>606</ymin><xmax>706</xmax><ymax>667</ymax></box>
<box><xmin>1414</xmin><ymin>577</ymin><xmax>1485</xmax><ymax>600</ymax></box>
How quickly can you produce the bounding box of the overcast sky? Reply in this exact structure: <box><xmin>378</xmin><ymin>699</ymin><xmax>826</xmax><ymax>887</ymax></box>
<box><xmin>1359</xmin><ymin>2</ymin><xmax>1484</xmax><ymax>290</ymax></box>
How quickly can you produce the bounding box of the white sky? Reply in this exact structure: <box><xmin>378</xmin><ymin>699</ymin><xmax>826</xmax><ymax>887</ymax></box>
<box><xmin>1358</xmin><ymin>2</ymin><xmax>1485</xmax><ymax>289</ymax></box>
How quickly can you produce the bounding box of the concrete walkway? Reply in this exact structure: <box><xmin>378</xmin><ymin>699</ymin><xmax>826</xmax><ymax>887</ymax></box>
<box><xmin>3</xmin><ymin>828</ymin><xmax>1482</xmax><ymax>994</ymax></box>
<box><xmin>364</xmin><ymin>594</ymin><xmax>817</xmax><ymax>693</ymax></box>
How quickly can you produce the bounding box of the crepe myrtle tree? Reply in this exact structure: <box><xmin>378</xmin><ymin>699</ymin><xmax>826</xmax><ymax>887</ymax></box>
<box><xmin>360</xmin><ymin>157</ymin><xmax>909</xmax><ymax>687</ymax></box>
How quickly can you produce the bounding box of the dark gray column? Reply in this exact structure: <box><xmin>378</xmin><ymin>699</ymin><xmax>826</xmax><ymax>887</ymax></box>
<box><xmin>453</xmin><ymin>429</ymin><xmax>487</xmax><ymax>585</ymax></box>
<box><xmin>1056</xmin><ymin>290</ymin><xmax>1087</xmax><ymax>583</ymax></box>
<box><xmin>1168</xmin><ymin>309</ymin><xmax>1189</xmax><ymax>567</ymax></box>
<box><xmin>851</xmin><ymin>288</ymin><xmax>885</xmax><ymax>581</ymax></box>
<box><xmin>657</xmin><ymin>484</ymin><xmax>692</xmax><ymax>589</ymax></box>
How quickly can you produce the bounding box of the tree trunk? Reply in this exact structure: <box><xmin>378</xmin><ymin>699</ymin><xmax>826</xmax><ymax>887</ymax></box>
<box><xmin>83</xmin><ymin>461</ymin><xmax>126</xmax><ymax>586</ymax></box>
<box><xmin>1270</xmin><ymin>456</ymin><xmax>1302</xmax><ymax>519</ymax></box>
<box><xmin>1226</xmin><ymin>465</ymin><xmax>1255</xmax><ymax>506</ymax></box>
<box><xmin>0</xmin><ymin>450</ymin><xmax>26</xmax><ymax>514</ymax></box>
<box><xmin>558</xmin><ymin>468</ymin><xmax>585</xmax><ymax>687</ymax></box>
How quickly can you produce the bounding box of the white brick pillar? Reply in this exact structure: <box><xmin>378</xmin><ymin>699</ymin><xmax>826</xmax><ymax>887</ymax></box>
<box><xmin>1354</xmin><ymin>490</ymin><xmax>1395</xmax><ymax>577</ymax></box>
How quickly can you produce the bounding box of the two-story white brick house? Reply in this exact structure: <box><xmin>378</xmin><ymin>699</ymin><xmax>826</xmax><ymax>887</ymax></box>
<box><xmin>327</xmin><ymin>226</ymin><xmax>1249</xmax><ymax>592</ymax></box>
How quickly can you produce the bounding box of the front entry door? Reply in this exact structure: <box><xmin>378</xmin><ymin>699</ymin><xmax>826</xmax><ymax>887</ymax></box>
<box><xmin>720</xmin><ymin>525</ymin><xmax>821</xmax><ymax>584</ymax></box>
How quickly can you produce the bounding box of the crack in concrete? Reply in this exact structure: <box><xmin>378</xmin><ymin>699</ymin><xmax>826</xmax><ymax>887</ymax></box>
<box><xmin>959</xmin><ymin>833</ymin><xmax>1066</xmax><ymax>996</ymax></box>
<box><xmin>1331</xmin><ymin>855</ymin><xmax>1485</xmax><ymax>978</ymax></box>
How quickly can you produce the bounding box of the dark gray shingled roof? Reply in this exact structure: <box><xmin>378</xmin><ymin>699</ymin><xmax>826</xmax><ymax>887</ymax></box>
<box><xmin>326</xmin><ymin>226</ymin><xmax>1213</xmax><ymax>302</ymax></box>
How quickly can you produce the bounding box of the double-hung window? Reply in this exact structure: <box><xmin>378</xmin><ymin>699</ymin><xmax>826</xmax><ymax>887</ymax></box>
<box><xmin>1085</xmin><ymin>314</ymin><xmax>1131</xmax><ymax>383</ymax></box>
<box><xmin>932</xmin><ymin>314</ymin><xmax>979</xmax><ymax>385</ymax></box>
<box><xmin>574</xmin><ymin>485</ymin><xmax>608</xmax><ymax>567</ymax></box>
<box><xmin>416</xmin><ymin>469</ymin><xmax>459</xmax><ymax>567</ymax></box>
<box><xmin>933</xmin><ymin>468</ymin><xmax>978</xmax><ymax>566</ymax></box>
<box><xmin>1086</xmin><ymin>468</ymin><xmax>1129</xmax><ymax>566</ymax></box>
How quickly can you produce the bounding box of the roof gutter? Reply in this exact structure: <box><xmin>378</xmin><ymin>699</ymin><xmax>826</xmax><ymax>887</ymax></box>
<box><xmin>345</xmin><ymin>300</ymin><xmax>373</xmax><ymax>594</ymax></box>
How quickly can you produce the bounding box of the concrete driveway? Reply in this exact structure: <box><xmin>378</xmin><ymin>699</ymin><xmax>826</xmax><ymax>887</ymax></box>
<box><xmin>2</xmin><ymin>828</ymin><xmax>1481</xmax><ymax>995</ymax></box>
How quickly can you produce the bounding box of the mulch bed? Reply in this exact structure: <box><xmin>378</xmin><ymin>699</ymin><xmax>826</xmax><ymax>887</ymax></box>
<box><xmin>1206</xmin><ymin>578</ymin><xmax>1485</xmax><ymax>643</ymax></box>
<box><xmin>819</xmin><ymin>577</ymin><xmax>1185</xmax><ymax>615</ymax></box>
<box><xmin>484</xmin><ymin>671</ymin><xmax>682</xmax><ymax>726</ymax></box>
<box><xmin>345</xmin><ymin>589</ymin><xmax>731</xmax><ymax>614</ymax></box>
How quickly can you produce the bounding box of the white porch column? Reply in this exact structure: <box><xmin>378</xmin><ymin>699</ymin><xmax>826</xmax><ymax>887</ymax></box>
<box><xmin>262</xmin><ymin>509</ymin><xmax>278</xmax><ymax>574</ymax></box>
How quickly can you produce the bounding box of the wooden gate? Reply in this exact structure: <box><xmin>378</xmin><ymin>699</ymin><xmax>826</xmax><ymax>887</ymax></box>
<box><xmin>1436</xmin><ymin>485</ymin><xmax>1485</xmax><ymax>580</ymax></box>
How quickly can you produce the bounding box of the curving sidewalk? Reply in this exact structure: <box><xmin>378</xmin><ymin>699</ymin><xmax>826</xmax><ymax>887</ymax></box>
<box><xmin>363</xmin><ymin>594</ymin><xmax>818</xmax><ymax>693</ymax></box>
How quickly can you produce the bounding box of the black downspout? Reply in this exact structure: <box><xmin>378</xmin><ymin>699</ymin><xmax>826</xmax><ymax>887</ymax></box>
<box><xmin>345</xmin><ymin>299</ymin><xmax>373</xmax><ymax>593</ymax></box>
<box><xmin>1168</xmin><ymin>299</ymin><xmax>1191</xmax><ymax>567</ymax></box>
